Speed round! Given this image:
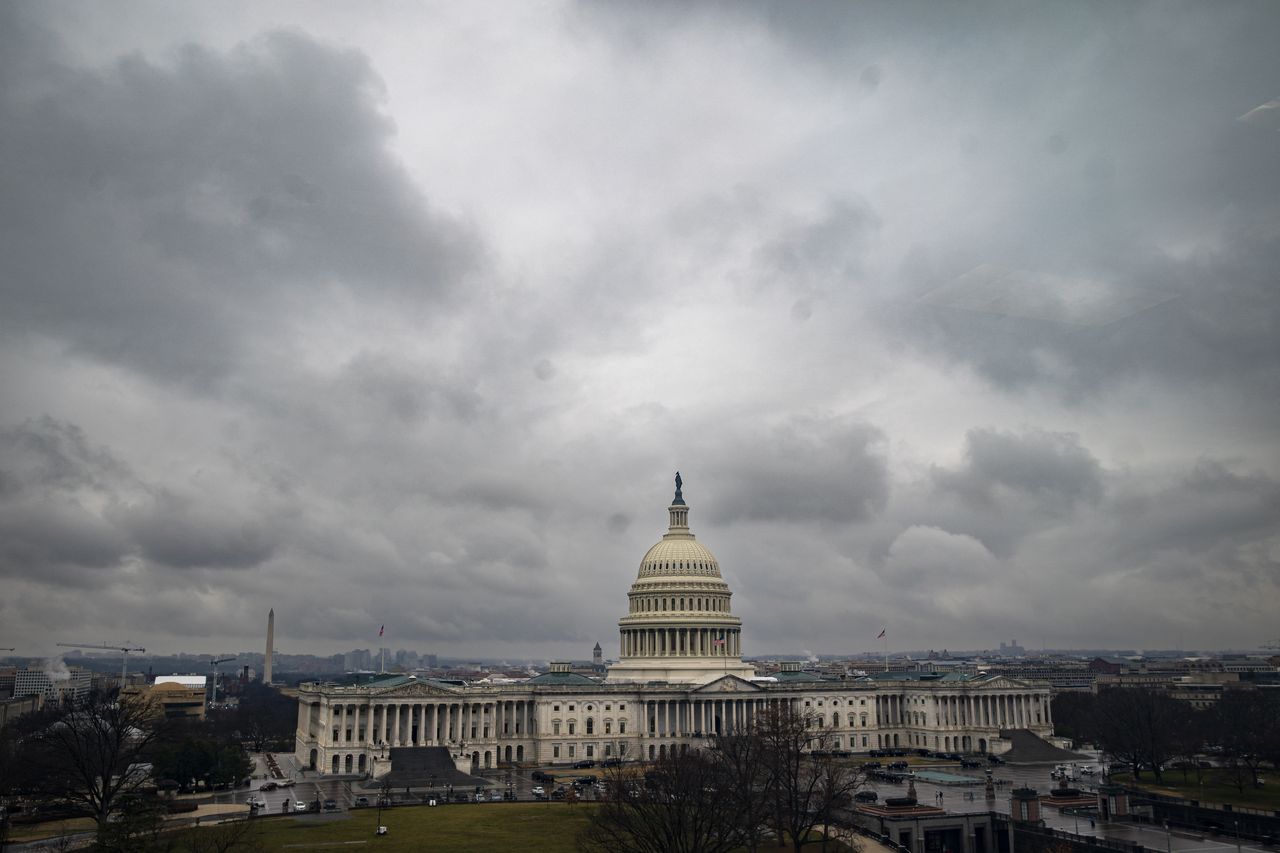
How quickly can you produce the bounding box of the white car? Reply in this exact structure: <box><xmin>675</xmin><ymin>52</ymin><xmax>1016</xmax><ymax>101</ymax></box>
<box><xmin>531</xmin><ymin>785</ymin><xmax>546</xmax><ymax>797</ymax></box>
<box><xmin>246</xmin><ymin>796</ymin><xmax>265</xmax><ymax>808</ymax></box>
<box><xmin>294</xmin><ymin>800</ymin><xmax>308</xmax><ymax>811</ymax></box>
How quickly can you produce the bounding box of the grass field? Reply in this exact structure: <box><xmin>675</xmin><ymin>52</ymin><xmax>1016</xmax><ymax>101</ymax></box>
<box><xmin>1114</xmin><ymin>769</ymin><xmax>1278</xmax><ymax>810</ymax></box>
<box><xmin>242</xmin><ymin>803</ymin><xmax>593</xmax><ymax>852</ymax></box>
<box><xmin>195</xmin><ymin>803</ymin><xmax>856</xmax><ymax>852</ymax></box>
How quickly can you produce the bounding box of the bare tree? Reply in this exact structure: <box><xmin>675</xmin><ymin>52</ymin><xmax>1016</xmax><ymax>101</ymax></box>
<box><xmin>30</xmin><ymin>689</ymin><xmax>171</xmax><ymax>842</ymax></box>
<box><xmin>579</xmin><ymin>749</ymin><xmax>747</xmax><ymax>853</ymax></box>
<box><xmin>754</xmin><ymin>704</ymin><xmax>864</xmax><ymax>853</ymax></box>
<box><xmin>713</xmin><ymin>726</ymin><xmax>775</xmax><ymax>853</ymax></box>
<box><xmin>1092</xmin><ymin>688</ymin><xmax>1180</xmax><ymax>781</ymax></box>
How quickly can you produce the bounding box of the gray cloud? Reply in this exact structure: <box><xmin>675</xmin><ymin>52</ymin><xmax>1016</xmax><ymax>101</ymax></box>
<box><xmin>0</xmin><ymin>10</ymin><xmax>480</xmax><ymax>389</ymax></box>
<box><xmin>702</xmin><ymin>416</ymin><xmax>889</xmax><ymax>525</ymax></box>
<box><xmin>932</xmin><ymin>427</ymin><xmax>1104</xmax><ymax>512</ymax></box>
<box><xmin>2</xmin><ymin>1</ymin><xmax>1278</xmax><ymax>657</ymax></box>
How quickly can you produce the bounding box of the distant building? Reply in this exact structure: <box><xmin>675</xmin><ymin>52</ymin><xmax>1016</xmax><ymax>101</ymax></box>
<box><xmin>121</xmin><ymin>675</ymin><xmax>208</xmax><ymax>720</ymax></box>
<box><xmin>0</xmin><ymin>694</ymin><xmax>43</xmax><ymax>726</ymax></box>
<box><xmin>14</xmin><ymin>665</ymin><xmax>91</xmax><ymax>704</ymax></box>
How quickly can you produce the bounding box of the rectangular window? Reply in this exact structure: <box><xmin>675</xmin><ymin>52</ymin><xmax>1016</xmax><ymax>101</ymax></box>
<box><xmin>619</xmin><ymin>704</ymin><xmax>625</xmax><ymax>710</ymax></box>
<box><xmin>553</xmin><ymin>745</ymin><xmax>560</xmax><ymax>758</ymax></box>
<box><xmin>568</xmin><ymin>745</ymin><xmax>575</xmax><ymax>758</ymax></box>
<box><xmin>586</xmin><ymin>745</ymin><xmax>594</xmax><ymax>757</ymax></box>
<box><xmin>619</xmin><ymin>720</ymin><xmax>626</xmax><ymax>734</ymax></box>
<box><xmin>553</xmin><ymin>722</ymin><xmax>560</xmax><ymax>735</ymax></box>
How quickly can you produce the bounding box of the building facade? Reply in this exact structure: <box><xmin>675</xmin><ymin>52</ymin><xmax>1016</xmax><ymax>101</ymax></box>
<box><xmin>294</xmin><ymin>480</ymin><xmax>1054</xmax><ymax>776</ymax></box>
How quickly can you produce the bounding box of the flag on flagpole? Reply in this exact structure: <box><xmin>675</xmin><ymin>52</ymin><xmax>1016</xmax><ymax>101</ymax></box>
<box><xmin>379</xmin><ymin>625</ymin><xmax>384</xmax><ymax>637</ymax></box>
<box><xmin>877</xmin><ymin>628</ymin><xmax>886</xmax><ymax>639</ymax></box>
<box><xmin>713</xmin><ymin>636</ymin><xmax>725</xmax><ymax>646</ymax></box>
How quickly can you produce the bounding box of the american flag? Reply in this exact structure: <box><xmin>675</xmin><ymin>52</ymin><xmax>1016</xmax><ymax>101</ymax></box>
<box><xmin>379</xmin><ymin>625</ymin><xmax>384</xmax><ymax>637</ymax></box>
<box><xmin>713</xmin><ymin>636</ymin><xmax>725</xmax><ymax>646</ymax></box>
<box><xmin>877</xmin><ymin>628</ymin><xmax>886</xmax><ymax>639</ymax></box>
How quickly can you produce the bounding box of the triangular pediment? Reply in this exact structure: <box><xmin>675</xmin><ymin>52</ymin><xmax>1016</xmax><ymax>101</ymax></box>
<box><xmin>693</xmin><ymin>675</ymin><xmax>762</xmax><ymax>694</ymax></box>
<box><xmin>376</xmin><ymin>681</ymin><xmax>462</xmax><ymax>698</ymax></box>
<box><xmin>973</xmin><ymin>675</ymin><xmax>1033</xmax><ymax>690</ymax></box>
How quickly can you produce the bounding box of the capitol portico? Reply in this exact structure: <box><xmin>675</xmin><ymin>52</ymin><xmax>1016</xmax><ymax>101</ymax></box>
<box><xmin>294</xmin><ymin>476</ymin><xmax>1056</xmax><ymax>776</ymax></box>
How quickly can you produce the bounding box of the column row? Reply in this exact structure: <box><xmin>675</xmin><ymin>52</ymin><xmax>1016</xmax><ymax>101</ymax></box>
<box><xmin>621</xmin><ymin>627</ymin><xmax>741</xmax><ymax>657</ymax></box>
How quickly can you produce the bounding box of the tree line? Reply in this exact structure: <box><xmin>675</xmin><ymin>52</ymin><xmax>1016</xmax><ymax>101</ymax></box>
<box><xmin>579</xmin><ymin>704</ymin><xmax>865</xmax><ymax>853</ymax></box>
<box><xmin>1051</xmin><ymin>687</ymin><xmax>1280</xmax><ymax>789</ymax></box>
<box><xmin>0</xmin><ymin>681</ymin><xmax>297</xmax><ymax>851</ymax></box>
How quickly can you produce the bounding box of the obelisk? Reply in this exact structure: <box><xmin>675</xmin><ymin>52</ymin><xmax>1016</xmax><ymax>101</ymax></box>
<box><xmin>264</xmin><ymin>608</ymin><xmax>274</xmax><ymax>685</ymax></box>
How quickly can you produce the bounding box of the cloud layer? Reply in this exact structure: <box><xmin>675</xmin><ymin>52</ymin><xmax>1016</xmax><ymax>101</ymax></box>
<box><xmin>2</xmin><ymin>1</ymin><xmax>1278</xmax><ymax>659</ymax></box>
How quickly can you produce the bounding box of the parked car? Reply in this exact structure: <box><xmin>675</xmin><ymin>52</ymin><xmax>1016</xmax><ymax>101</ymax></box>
<box><xmin>294</xmin><ymin>800</ymin><xmax>308</xmax><ymax>811</ymax></box>
<box><xmin>531</xmin><ymin>785</ymin><xmax>546</xmax><ymax>797</ymax></box>
<box><xmin>573</xmin><ymin>760</ymin><xmax>595</xmax><ymax>769</ymax></box>
<box><xmin>489</xmin><ymin>790</ymin><xmax>503</xmax><ymax>801</ymax></box>
<box><xmin>854</xmin><ymin>790</ymin><xmax>879</xmax><ymax>803</ymax></box>
<box><xmin>531</xmin><ymin>770</ymin><xmax>553</xmax><ymax>782</ymax></box>
<box><xmin>246</xmin><ymin>796</ymin><xmax>265</xmax><ymax>808</ymax></box>
<box><xmin>260</xmin><ymin>781</ymin><xmax>278</xmax><ymax>791</ymax></box>
<box><xmin>354</xmin><ymin>796</ymin><xmax>369</xmax><ymax>807</ymax></box>
<box><xmin>278</xmin><ymin>779</ymin><xmax>295</xmax><ymax>787</ymax></box>
<box><xmin>322</xmin><ymin>799</ymin><xmax>338</xmax><ymax>812</ymax></box>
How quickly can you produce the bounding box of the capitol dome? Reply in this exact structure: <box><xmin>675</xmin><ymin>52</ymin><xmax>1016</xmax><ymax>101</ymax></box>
<box><xmin>606</xmin><ymin>473</ymin><xmax>756</xmax><ymax>685</ymax></box>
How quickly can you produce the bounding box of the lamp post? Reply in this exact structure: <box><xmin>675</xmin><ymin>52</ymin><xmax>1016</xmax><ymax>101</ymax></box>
<box><xmin>1165</xmin><ymin>820</ymin><xmax>1172</xmax><ymax>853</ymax></box>
<box><xmin>1234</xmin><ymin>820</ymin><xmax>1241</xmax><ymax>853</ymax></box>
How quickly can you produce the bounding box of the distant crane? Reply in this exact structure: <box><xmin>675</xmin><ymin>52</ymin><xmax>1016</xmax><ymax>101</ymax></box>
<box><xmin>56</xmin><ymin>642</ymin><xmax>145</xmax><ymax>683</ymax></box>
<box><xmin>209</xmin><ymin>657</ymin><xmax>235</xmax><ymax>705</ymax></box>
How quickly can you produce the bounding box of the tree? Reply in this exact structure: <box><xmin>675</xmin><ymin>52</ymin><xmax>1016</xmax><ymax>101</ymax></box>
<box><xmin>754</xmin><ymin>704</ymin><xmax>864</xmax><ymax>852</ymax></box>
<box><xmin>1212</xmin><ymin>691</ymin><xmax>1273</xmax><ymax>791</ymax></box>
<box><xmin>713</xmin><ymin>726</ymin><xmax>775</xmax><ymax>853</ymax></box>
<box><xmin>579</xmin><ymin>749</ymin><xmax>749</xmax><ymax>853</ymax></box>
<box><xmin>151</xmin><ymin>737</ymin><xmax>254</xmax><ymax>791</ymax></box>
<box><xmin>215</xmin><ymin>683</ymin><xmax>296</xmax><ymax>752</ymax></box>
<box><xmin>1049</xmin><ymin>693</ymin><xmax>1097</xmax><ymax>743</ymax></box>
<box><xmin>27</xmin><ymin>688</ymin><xmax>171</xmax><ymax>842</ymax></box>
<box><xmin>1091</xmin><ymin>688</ymin><xmax>1180</xmax><ymax>781</ymax></box>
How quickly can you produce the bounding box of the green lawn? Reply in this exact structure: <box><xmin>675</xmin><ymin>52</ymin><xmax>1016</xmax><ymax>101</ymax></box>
<box><xmin>240</xmin><ymin>803</ymin><xmax>593</xmax><ymax>852</ymax></box>
<box><xmin>1113</xmin><ymin>769</ymin><xmax>1279</xmax><ymax>811</ymax></box>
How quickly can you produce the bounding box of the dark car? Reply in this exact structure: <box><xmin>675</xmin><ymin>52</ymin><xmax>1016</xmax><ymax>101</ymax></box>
<box><xmin>551</xmin><ymin>788</ymin><xmax>567</xmax><ymax>800</ymax></box>
<box><xmin>531</xmin><ymin>770</ymin><xmax>553</xmax><ymax>783</ymax></box>
<box><xmin>322</xmin><ymin>799</ymin><xmax>338</xmax><ymax>812</ymax></box>
<box><xmin>572</xmin><ymin>760</ymin><xmax>595</xmax><ymax>769</ymax></box>
<box><xmin>854</xmin><ymin>790</ymin><xmax>879</xmax><ymax>803</ymax></box>
<box><xmin>602</xmin><ymin>758</ymin><xmax>622</xmax><ymax>767</ymax></box>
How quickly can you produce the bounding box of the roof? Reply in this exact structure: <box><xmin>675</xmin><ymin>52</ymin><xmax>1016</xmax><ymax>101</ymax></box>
<box><xmin>525</xmin><ymin>671</ymin><xmax>600</xmax><ymax>686</ymax></box>
<box><xmin>153</xmin><ymin>675</ymin><xmax>207</xmax><ymax>688</ymax></box>
<box><xmin>866</xmin><ymin>671</ymin><xmax>971</xmax><ymax>682</ymax></box>
<box><xmin>770</xmin><ymin>670</ymin><xmax>826</xmax><ymax>683</ymax></box>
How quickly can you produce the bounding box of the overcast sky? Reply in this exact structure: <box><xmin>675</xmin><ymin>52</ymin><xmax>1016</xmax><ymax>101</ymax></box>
<box><xmin>3</xmin><ymin>1</ymin><xmax>1278</xmax><ymax>663</ymax></box>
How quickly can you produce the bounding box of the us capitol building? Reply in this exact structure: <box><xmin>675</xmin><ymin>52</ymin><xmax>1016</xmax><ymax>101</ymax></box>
<box><xmin>294</xmin><ymin>476</ymin><xmax>1054</xmax><ymax>777</ymax></box>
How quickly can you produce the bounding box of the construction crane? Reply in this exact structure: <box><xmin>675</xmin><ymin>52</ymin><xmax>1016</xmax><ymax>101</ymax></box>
<box><xmin>56</xmin><ymin>642</ymin><xmax>145</xmax><ymax>683</ymax></box>
<box><xmin>209</xmin><ymin>657</ymin><xmax>235</xmax><ymax>706</ymax></box>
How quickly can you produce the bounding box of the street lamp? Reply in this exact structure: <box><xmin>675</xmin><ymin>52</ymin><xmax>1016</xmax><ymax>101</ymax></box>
<box><xmin>1165</xmin><ymin>821</ymin><xmax>1172</xmax><ymax>853</ymax></box>
<box><xmin>1234</xmin><ymin>820</ymin><xmax>1241</xmax><ymax>853</ymax></box>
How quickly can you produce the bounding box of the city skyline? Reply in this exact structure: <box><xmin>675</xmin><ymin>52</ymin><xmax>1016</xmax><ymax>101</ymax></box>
<box><xmin>2</xmin><ymin>2</ymin><xmax>1278</xmax><ymax>658</ymax></box>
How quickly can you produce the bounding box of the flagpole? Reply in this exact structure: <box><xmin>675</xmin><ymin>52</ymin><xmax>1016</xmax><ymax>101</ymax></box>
<box><xmin>883</xmin><ymin>632</ymin><xmax>888</xmax><ymax>672</ymax></box>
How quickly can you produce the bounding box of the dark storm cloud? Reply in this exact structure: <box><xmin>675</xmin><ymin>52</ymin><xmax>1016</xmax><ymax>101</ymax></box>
<box><xmin>0</xmin><ymin>418</ymin><xmax>135</xmax><ymax>576</ymax></box>
<box><xmin>110</xmin><ymin>490</ymin><xmax>280</xmax><ymax>570</ymax></box>
<box><xmin>1106</xmin><ymin>460</ymin><xmax>1280</xmax><ymax>564</ymax></box>
<box><xmin>0</xmin><ymin>7</ymin><xmax>480</xmax><ymax>388</ymax></box>
<box><xmin>932</xmin><ymin>427</ymin><xmax>1104</xmax><ymax>512</ymax></box>
<box><xmin>702</xmin><ymin>416</ymin><xmax>889</xmax><ymax>525</ymax></box>
<box><xmin>0</xmin><ymin>416</ymin><xmax>286</xmax><ymax>575</ymax></box>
